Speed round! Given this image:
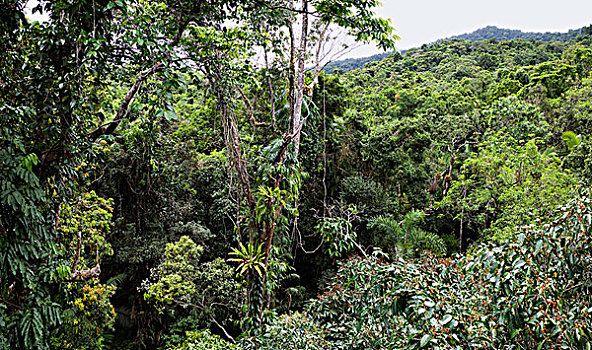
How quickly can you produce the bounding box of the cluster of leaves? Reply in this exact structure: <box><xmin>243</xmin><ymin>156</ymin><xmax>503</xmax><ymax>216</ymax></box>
<box><xmin>142</xmin><ymin>236</ymin><xmax>242</xmax><ymax>343</ymax></box>
<box><xmin>316</xmin><ymin>205</ymin><xmax>359</xmax><ymax>258</ymax></box>
<box><xmin>169</xmin><ymin>329</ymin><xmax>239</xmax><ymax>350</ymax></box>
<box><xmin>243</xmin><ymin>312</ymin><xmax>331</xmax><ymax>350</ymax></box>
<box><xmin>57</xmin><ymin>191</ymin><xmax>115</xmax><ymax>267</ymax></box>
<box><xmin>438</xmin><ymin>133</ymin><xmax>576</xmax><ymax>242</ymax></box>
<box><xmin>46</xmin><ymin>191</ymin><xmax>117</xmax><ymax>349</ymax></box>
<box><xmin>51</xmin><ymin>281</ymin><xmax>117</xmax><ymax>349</ymax></box>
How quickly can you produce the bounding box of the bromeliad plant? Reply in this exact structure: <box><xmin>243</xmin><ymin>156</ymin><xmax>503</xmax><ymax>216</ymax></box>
<box><xmin>230</xmin><ymin>157</ymin><xmax>306</xmax><ymax>332</ymax></box>
<box><xmin>229</xmin><ymin>242</ymin><xmax>266</xmax><ymax>280</ymax></box>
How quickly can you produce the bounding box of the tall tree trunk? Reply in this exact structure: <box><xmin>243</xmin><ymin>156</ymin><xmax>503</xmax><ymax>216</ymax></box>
<box><xmin>291</xmin><ymin>0</ymin><xmax>308</xmax><ymax>158</ymax></box>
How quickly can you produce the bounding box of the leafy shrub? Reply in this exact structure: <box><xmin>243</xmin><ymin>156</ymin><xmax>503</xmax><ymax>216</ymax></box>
<box><xmin>51</xmin><ymin>281</ymin><xmax>117</xmax><ymax>349</ymax></box>
<box><xmin>170</xmin><ymin>329</ymin><xmax>238</xmax><ymax>350</ymax></box>
<box><xmin>245</xmin><ymin>312</ymin><xmax>331</xmax><ymax>350</ymax></box>
<box><xmin>316</xmin><ymin>205</ymin><xmax>360</xmax><ymax>258</ymax></box>
<box><xmin>142</xmin><ymin>236</ymin><xmax>242</xmax><ymax>344</ymax></box>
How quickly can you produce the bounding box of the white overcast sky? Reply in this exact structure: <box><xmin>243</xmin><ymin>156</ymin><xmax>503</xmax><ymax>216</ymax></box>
<box><xmin>349</xmin><ymin>0</ymin><xmax>592</xmax><ymax>58</ymax></box>
<box><xmin>25</xmin><ymin>0</ymin><xmax>592</xmax><ymax>59</ymax></box>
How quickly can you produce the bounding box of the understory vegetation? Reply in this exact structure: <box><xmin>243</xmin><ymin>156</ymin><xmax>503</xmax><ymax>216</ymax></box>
<box><xmin>1</xmin><ymin>1</ymin><xmax>592</xmax><ymax>349</ymax></box>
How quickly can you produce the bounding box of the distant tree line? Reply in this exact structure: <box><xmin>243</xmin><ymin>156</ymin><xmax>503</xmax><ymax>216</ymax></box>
<box><xmin>325</xmin><ymin>24</ymin><xmax>592</xmax><ymax>73</ymax></box>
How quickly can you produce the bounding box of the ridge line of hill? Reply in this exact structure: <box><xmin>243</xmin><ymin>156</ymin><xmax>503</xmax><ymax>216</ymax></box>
<box><xmin>324</xmin><ymin>24</ymin><xmax>592</xmax><ymax>73</ymax></box>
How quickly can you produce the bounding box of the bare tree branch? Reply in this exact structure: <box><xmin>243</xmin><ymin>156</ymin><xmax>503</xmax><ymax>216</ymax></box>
<box><xmin>88</xmin><ymin>62</ymin><xmax>165</xmax><ymax>141</ymax></box>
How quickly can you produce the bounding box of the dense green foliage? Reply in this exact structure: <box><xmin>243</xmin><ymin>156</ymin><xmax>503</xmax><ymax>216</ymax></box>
<box><xmin>2</xmin><ymin>0</ymin><xmax>592</xmax><ymax>348</ymax></box>
<box><xmin>257</xmin><ymin>189</ymin><xmax>592</xmax><ymax>349</ymax></box>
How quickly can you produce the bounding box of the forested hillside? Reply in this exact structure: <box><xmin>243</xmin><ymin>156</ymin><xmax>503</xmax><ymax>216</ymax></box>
<box><xmin>2</xmin><ymin>1</ymin><xmax>592</xmax><ymax>349</ymax></box>
<box><xmin>326</xmin><ymin>24</ymin><xmax>592</xmax><ymax>73</ymax></box>
<box><xmin>324</xmin><ymin>51</ymin><xmax>392</xmax><ymax>73</ymax></box>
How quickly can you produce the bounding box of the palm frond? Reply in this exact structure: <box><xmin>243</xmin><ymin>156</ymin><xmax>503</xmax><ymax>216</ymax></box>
<box><xmin>106</xmin><ymin>272</ymin><xmax>129</xmax><ymax>287</ymax></box>
<box><xmin>409</xmin><ymin>230</ymin><xmax>447</xmax><ymax>257</ymax></box>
